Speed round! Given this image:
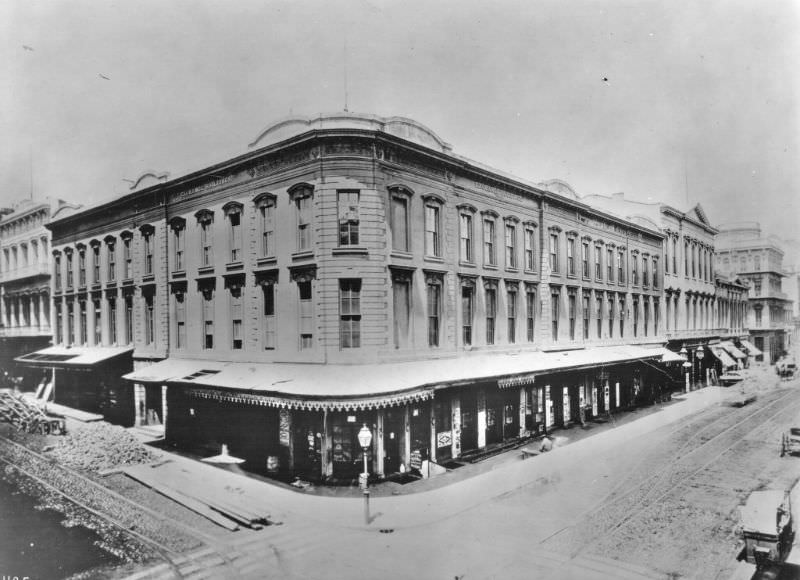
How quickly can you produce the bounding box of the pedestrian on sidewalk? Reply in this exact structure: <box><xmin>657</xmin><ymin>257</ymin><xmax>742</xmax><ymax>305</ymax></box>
<box><xmin>539</xmin><ymin>436</ymin><xmax>553</xmax><ymax>453</ymax></box>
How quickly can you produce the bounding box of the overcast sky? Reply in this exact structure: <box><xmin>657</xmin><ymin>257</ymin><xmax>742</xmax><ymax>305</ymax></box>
<box><xmin>2</xmin><ymin>0</ymin><xmax>798</xmax><ymax>241</ymax></box>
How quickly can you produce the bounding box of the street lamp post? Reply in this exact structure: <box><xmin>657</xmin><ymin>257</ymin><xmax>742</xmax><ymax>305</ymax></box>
<box><xmin>696</xmin><ymin>346</ymin><xmax>705</xmax><ymax>388</ymax></box>
<box><xmin>357</xmin><ymin>423</ymin><xmax>373</xmax><ymax>525</ymax></box>
<box><xmin>680</xmin><ymin>346</ymin><xmax>690</xmax><ymax>393</ymax></box>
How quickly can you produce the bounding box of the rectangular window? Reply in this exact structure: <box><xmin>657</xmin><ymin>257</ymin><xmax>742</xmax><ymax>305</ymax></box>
<box><xmin>596</xmin><ymin>295</ymin><xmax>603</xmax><ymax>338</ymax></box>
<box><xmin>55</xmin><ymin>302</ymin><xmax>63</xmax><ymax>344</ymax></box>
<box><xmin>524</xmin><ymin>228</ymin><xmax>536</xmax><ymax>271</ymax></box>
<box><xmin>595</xmin><ymin>247</ymin><xmax>602</xmax><ymax>280</ymax></box>
<box><xmin>505</xmin><ymin>224</ymin><xmax>517</xmax><ymax>269</ymax></box>
<box><xmin>107</xmin><ymin>243</ymin><xmax>116</xmax><ymax>282</ymax></box>
<box><xmin>67</xmin><ymin>302</ymin><xmax>74</xmax><ymax>345</ymax></box>
<box><xmin>643</xmin><ymin>299</ymin><xmax>649</xmax><ymax>336</ymax></box>
<box><xmin>298</xmin><ymin>280</ymin><xmax>313</xmax><ymax>349</ymax></box>
<box><xmin>619</xmin><ymin>296</ymin><xmax>625</xmax><ymax>338</ymax></box>
<box><xmin>262</xmin><ymin>284</ymin><xmax>276</xmax><ymax>350</ymax></box>
<box><xmin>338</xmin><ymin>191</ymin><xmax>360</xmax><ymax>247</ymax></box>
<box><xmin>672</xmin><ymin>238</ymin><xmax>677</xmax><ymax>275</ymax></box>
<box><xmin>567</xmin><ymin>238</ymin><xmax>576</xmax><ymax>276</ymax></box>
<box><xmin>202</xmin><ymin>290</ymin><xmax>214</xmax><ymax>349</ymax></box>
<box><xmin>526</xmin><ymin>288</ymin><xmax>536</xmax><ymax>342</ymax></box>
<box><xmin>632</xmin><ymin>255</ymin><xmax>638</xmax><ymax>285</ymax></box>
<box><xmin>55</xmin><ymin>256</ymin><xmax>62</xmax><ymax>290</ymax></box>
<box><xmin>549</xmin><ymin>233</ymin><xmax>559</xmax><ymax>272</ymax></box>
<box><xmin>231</xmin><ymin>289</ymin><xmax>243</xmax><ymax>350</ymax></box>
<box><xmin>485</xmin><ymin>287</ymin><xmax>496</xmax><ymax>345</ymax></box>
<box><xmin>144</xmin><ymin>294</ymin><xmax>155</xmax><ymax>345</ymax></box>
<box><xmin>484</xmin><ymin>219</ymin><xmax>497</xmax><ymax>266</ymax></box>
<box><xmin>609</xmin><ymin>296</ymin><xmax>615</xmax><ymax>338</ymax></box>
<box><xmin>684</xmin><ymin>241</ymin><xmax>689</xmax><ymax>276</ymax></box>
<box><xmin>174</xmin><ymin>227</ymin><xmax>185</xmax><ymax>271</ymax></box>
<box><xmin>568</xmin><ymin>294</ymin><xmax>576</xmax><ymax>340</ymax></box>
<box><xmin>124</xmin><ymin>295</ymin><xmax>133</xmax><ymax>344</ymax></box>
<box><xmin>582</xmin><ymin>295</ymin><xmax>590</xmax><ymax>339</ymax></box>
<box><xmin>391</xmin><ymin>196</ymin><xmax>409</xmax><ymax>252</ymax></box>
<box><xmin>425</xmin><ymin>203</ymin><xmax>441</xmax><ymax>257</ymax></box>
<box><xmin>296</xmin><ymin>193</ymin><xmax>312</xmax><ymax>251</ymax></box>
<box><xmin>260</xmin><ymin>200</ymin><xmax>275</xmax><ymax>257</ymax></box>
<box><xmin>551</xmin><ymin>291</ymin><xmax>559</xmax><ymax>341</ymax></box>
<box><xmin>643</xmin><ymin>257</ymin><xmax>649</xmax><ymax>287</ymax></box>
<box><xmin>200</xmin><ymin>220</ymin><xmax>213</xmax><ymax>266</ymax></box>
<box><xmin>607</xmin><ymin>248</ymin><xmax>613</xmax><ymax>282</ymax></box>
<box><xmin>393</xmin><ymin>278</ymin><xmax>410</xmax><ymax>348</ymax></box>
<box><xmin>755</xmin><ymin>308</ymin><xmax>762</xmax><ymax>326</ymax></box>
<box><xmin>144</xmin><ymin>234</ymin><xmax>153</xmax><ymax>276</ymax></box>
<box><xmin>427</xmin><ymin>281</ymin><xmax>441</xmax><ymax>347</ymax></box>
<box><xmin>460</xmin><ymin>213</ymin><xmax>473</xmax><ymax>263</ymax></box>
<box><xmin>78</xmin><ymin>251</ymin><xmax>86</xmax><ymax>287</ymax></box>
<box><xmin>582</xmin><ymin>242</ymin><xmax>590</xmax><ymax>278</ymax></box>
<box><xmin>92</xmin><ymin>246</ymin><xmax>100</xmax><ymax>283</ymax></box>
<box><xmin>80</xmin><ymin>300</ymin><xmax>88</xmax><ymax>345</ymax></box>
<box><xmin>174</xmin><ymin>293</ymin><xmax>186</xmax><ymax>349</ymax></box>
<box><xmin>654</xmin><ymin>299</ymin><xmax>660</xmax><ymax>335</ymax></box>
<box><xmin>108</xmin><ymin>296</ymin><xmax>117</xmax><ymax>345</ymax></box>
<box><xmin>633</xmin><ymin>297</ymin><xmax>639</xmax><ymax>337</ymax></box>
<box><xmin>462</xmin><ymin>286</ymin><xmax>473</xmax><ymax>346</ymax></box>
<box><xmin>617</xmin><ymin>251</ymin><xmax>624</xmax><ymax>283</ymax></box>
<box><xmin>339</xmin><ymin>279</ymin><xmax>361</xmax><ymax>348</ymax></box>
<box><xmin>507</xmin><ymin>289</ymin><xmax>517</xmax><ymax>343</ymax></box>
<box><xmin>93</xmin><ymin>299</ymin><xmax>101</xmax><ymax>345</ymax></box>
<box><xmin>229</xmin><ymin>212</ymin><xmax>242</xmax><ymax>262</ymax></box>
<box><xmin>652</xmin><ymin>259</ymin><xmax>658</xmax><ymax>289</ymax></box>
<box><xmin>123</xmin><ymin>238</ymin><xmax>132</xmax><ymax>279</ymax></box>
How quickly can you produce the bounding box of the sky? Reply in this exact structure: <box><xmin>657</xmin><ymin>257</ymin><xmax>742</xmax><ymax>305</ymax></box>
<box><xmin>2</xmin><ymin>0</ymin><xmax>798</xmax><ymax>241</ymax></box>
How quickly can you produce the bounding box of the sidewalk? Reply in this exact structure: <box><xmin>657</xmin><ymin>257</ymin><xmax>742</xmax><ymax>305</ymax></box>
<box><xmin>126</xmin><ymin>386</ymin><xmax>729</xmax><ymax>532</ymax></box>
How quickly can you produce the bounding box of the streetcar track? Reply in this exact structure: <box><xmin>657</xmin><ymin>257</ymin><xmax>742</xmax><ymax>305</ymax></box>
<box><xmin>571</xmin><ymin>386</ymin><xmax>800</xmax><ymax>559</ymax></box>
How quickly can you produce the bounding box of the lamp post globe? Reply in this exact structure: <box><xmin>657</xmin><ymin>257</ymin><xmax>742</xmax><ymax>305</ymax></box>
<box><xmin>358</xmin><ymin>423</ymin><xmax>372</xmax><ymax>525</ymax></box>
<box><xmin>358</xmin><ymin>423</ymin><xmax>372</xmax><ymax>450</ymax></box>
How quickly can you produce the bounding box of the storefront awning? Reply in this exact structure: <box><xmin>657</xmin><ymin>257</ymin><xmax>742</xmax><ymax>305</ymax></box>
<box><xmin>123</xmin><ymin>359</ymin><xmax>226</xmax><ymax>383</ymax></box>
<box><xmin>709</xmin><ymin>346</ymin><xmax>737</xmax><ymax>369</ymax></box>
<box><xmin>654</xmin><ymin>348</ymin><xmax>686</xmax><ymax>363</ymax></box>
<box><xmin>739</xmin><ymin>340</ymin><xmax>763</xmax><ymax>357</ymax></box>
<box><xmin>720</xmin><ymin>341</ymin><xmax>747</xmax><ymax>360</ymax></box>
<box><xmin>126</xmin><ymin>346</ymin><xmax>662</xmax><ymax>410</ymax></box>
<box><xmin>16</xmin><ymin>345</ymin><xmax>134</xmax><ymax>368</ymax></box>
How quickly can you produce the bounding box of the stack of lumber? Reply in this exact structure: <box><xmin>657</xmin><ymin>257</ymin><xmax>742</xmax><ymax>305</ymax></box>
<box><xmin>124</xmin><ymin>461</ymin><xmax>273</xmax><ymax>531</ymax></box>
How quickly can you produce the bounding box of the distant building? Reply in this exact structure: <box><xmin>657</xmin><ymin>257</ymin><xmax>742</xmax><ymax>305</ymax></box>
<box><xmin>715</xmin><ymin>223</ymin><xmax>794</xmax><ymax>363</ymax></box>
<box><xmin>0</xmin><ymin>198</ymin><xmax>80</xmax><ymax>377</ymax></box>
<box><xmin>583</xmin><ymin>193</ymin><xmax>750</xmax><ymax>381</ymax></box>
<box><xmin>22</xmin><ymin>113</ymin><xmax>676</xmax><ymax>483</ymax></box>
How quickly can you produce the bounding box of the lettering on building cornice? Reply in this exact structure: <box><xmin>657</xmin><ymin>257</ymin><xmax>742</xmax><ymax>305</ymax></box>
<box><xmin>324</xmin><ymin>141</ymin><xmax>373</xmax><ymax>158</ymax></box>
<box><xmin>247</xmin><ymin>147</ymin><xmax>318</xmax><ymax>180</ymax></box>
<box><xmin>378</xmin><ymin>145</ymin><xmax>448</xmax><ymax>180</ymax></box>
<box><xmin>170</xmin><ymin>173</ymin><xmax>237</xmax><ymax>204</ymax></box>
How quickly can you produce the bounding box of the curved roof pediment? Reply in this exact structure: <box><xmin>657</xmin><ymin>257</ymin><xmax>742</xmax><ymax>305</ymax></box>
<box><xmin>126</xmin><ymin>171</ymin><xmax>170</xmax><ymax>191</ymax></box>
<box><xmin>538</xmin><ymin>179</ymin><xmax>579</xmax><ymax>200</ymax></box>
<box><xmin>248</xmin><ymin>112</ymin><xmax>452</xmax><ymax>153</ymax></box>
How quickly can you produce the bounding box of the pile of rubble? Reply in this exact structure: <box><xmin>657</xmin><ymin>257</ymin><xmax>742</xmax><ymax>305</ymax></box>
<box><xmin>49</xmin><ymin>422</ymin><xmax>158</xmax><ymax>473</ymax></box>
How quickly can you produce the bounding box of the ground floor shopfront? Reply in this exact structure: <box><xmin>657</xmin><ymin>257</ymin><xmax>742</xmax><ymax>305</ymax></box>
<box><xmin>749</xmin><ymin>329</ymin><xmax>790</xmax><ymax>364</ymax></box>
<box><xmin>15</xmin><ymin>346</ymin><xmax>135</xmax><ymax>426</ymax></box>
<box><xmin>126</xmin><ymin>349</ymin><xmax>673</xmax><ymax>483</ymax></box>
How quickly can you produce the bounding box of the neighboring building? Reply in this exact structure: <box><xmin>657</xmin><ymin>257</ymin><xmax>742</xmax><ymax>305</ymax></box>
<box><xmin>0</xmin><ymin>198</ymin><xmax>80</xmax><ymax>378</ymax></box>
<box><xmin>715</xmin><ymin>223</ymin><xmax>794</xmax><ymax>363</ymax></box>
<box><xmin>20</xmin><ymin>113</ymin><xmax>672</xmax><ymax>483</ymax></box>
<box><xmin>582</xmin><ymin>193</ymin><xmax>748</xmax><ymax>383</ymax></box>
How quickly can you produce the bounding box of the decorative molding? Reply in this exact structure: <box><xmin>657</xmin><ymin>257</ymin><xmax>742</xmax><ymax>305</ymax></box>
<box><xmin>290</xmin><ymin>265</ymin><xmax>317</xmax><ymax>283</ymax></box>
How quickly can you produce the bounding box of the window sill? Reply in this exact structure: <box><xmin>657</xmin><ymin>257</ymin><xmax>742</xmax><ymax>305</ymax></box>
<box><xmin>121</xmin><ymin>278</ymin><xmax>134</xmax><ymax>286</ymax></box>
<box><xmin>332</xmin><ymin>247</ymin><xmax>369</xmax><ymax>256</ymax></box>
<box><xmin>256</xmin><ymin>256</ymin><xmax>277</xmax><ymax>268</ymax></box>
<box><xmin>197</xmin><ymin>266</ymin><xmax>214</xmax><ymax>276</ymax></box>
<box><xmin>424</xmin><ymin>255</ymin><xmax>445</xmax><ymax>264</ymax></box>
<box><xmin>225</xmin><ymin>261</ymin><xmax>244</xmax><ymax>272</ymax></box>
<box><xmin>141</xmin><ymin>275</ymin><xmax>156</xmax><ymax>286</ymax></box>
<box><xmin>505</xmin><ymin>267</ymin><xmax>520</xmax><ymax>274</ymax></box>
<box><xmin>458</xmin><ymin>260</ymin><xmax>476</xmax><ymax>268</ymax></box>
<box><xmin>483</xmin><ymin>264</ymin><xmax>499</xmax><ymax>270</ymax></box>
<box><xmin>292</xmin><ymin>250</ymin><xmax>315</xmax><ymax>261</ymax></box>
<box><xmin>172</xmin><ymin>270</ymin><xmax>186</xmax><ymax>279</ymax></box>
